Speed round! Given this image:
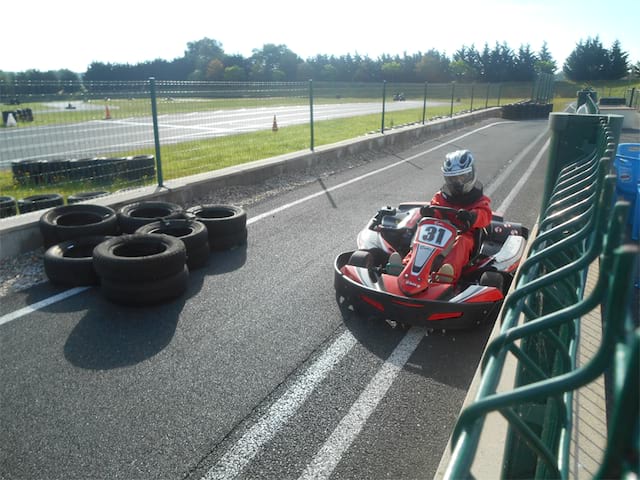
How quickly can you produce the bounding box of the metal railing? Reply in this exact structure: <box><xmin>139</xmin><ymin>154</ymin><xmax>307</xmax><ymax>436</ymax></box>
<box><xmin>0</xmin><ymin>78</ymin><xmax>539</xmax><ymax>212</ymax></box>
<box><xmin>444</xmin><ymin>103</ymin><xmax>639</xmax><ymax>478</ymax></box>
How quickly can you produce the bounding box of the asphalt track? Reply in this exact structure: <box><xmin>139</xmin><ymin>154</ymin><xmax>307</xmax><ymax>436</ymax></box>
<box><xmin>0</xmin><ymin>101</ymin><xmax>432</xmax><ymax>167</ymax></box>
<box><xmin>0</xmin><ymin>118</ymin><xmax>551</xmax><ymax>480</ymax></box>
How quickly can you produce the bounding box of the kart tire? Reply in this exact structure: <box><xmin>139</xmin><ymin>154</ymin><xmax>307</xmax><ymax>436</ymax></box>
<box><xmin>0</xmin><ymin>195</ymin><xmax>17</xmax><ymax>218</ymax></box>
<box><xmin>185</xmin><ymin>243</ymin><xmax>210</xmax><ymax>270</ymax></box>
<box><xmin>347</xmin><ymin>250</ymin><xmax>374</xmax><ymax>269</ymax></box>
<box><xmin>480</xmin><ymin>271</ymin><xmax>504</xmax><ymax>292</ymax></box>
<box><xmin>117</xmin><ymin>201</ymin><xmax>185</xmax><ymax>234</ymax></box>
<box><xmin>93</xmin><ymin>233</ymin><xmax>186</xmax><ymax>282</ymax></box>
<box><xmin>18</xmin><ymin>193</ymin><xmax>64</xmax><ymax>214</ymax></box>
<box><xmin>99</xmin><ymin>266</ymin><xmax>189</xmax><ymax>306</ymax></box>
<box><xmin>187</xmin><ymin>204</ymin><xmax>246</xmax><ymax>236</ymax></box>
<box><xmin>44</xmin><ymin>235</ymin><xmax>113</xmax><ymax>286</ymax></box>
<box><xmin>67</xmin><ymin>191</ymin><xmax>110</xmax><ymax>204</ymax></box>
<box><xmin>135</xmin><ymin>219</ymin><xmax>210</xmax><ymax>269</ymax></box>
<box><xmin>39</xmin><ymin>204</ymin><xmax>118</xmax><ymax>248</ymax></box>
<box><xmin>208</xmin><ymin>228</ymin><xmax>248</xmax><ymax>251</ymax></box>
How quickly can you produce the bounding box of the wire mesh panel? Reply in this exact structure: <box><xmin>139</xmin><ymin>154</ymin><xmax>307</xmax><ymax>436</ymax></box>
<box><xmin>1</xmin><ymin>80</ymin><xmax>157</xmax><ymax>204</ymax></box>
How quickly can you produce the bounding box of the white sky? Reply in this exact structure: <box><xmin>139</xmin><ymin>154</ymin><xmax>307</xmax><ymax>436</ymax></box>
<box><xmin>3</xmin><ymin>0</ymin><xmax>639</xmax><ymax>73</ymax></box>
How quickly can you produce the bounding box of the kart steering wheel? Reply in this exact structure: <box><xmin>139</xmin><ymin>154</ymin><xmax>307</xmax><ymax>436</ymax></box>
<box><xmin>420</xmin><ymin>205</ymin><xmax>472</xmax><ymax>233</ymax></box>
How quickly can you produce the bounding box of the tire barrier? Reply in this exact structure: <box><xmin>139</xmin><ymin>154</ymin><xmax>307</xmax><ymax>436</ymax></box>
<box><xmin>186</xmin><ymin>204</ymin><xmax>248</xmax><ymax>250</ymax></box>
<box><xmin>117</xmin><ymin>200</ymin><xmax>186</xmax><ymax>233</ymax></box>
<box><xmin>11</xmin><ymin>155</ymin><xmax>155</xmax><ymax>187</ymax></box>
<box><xmin>39</xmin><ymin>204</ymin><xmax>119</xmax><ymax>248</ymax></box>
<box><xmin>67</xmin><ymin>191</ymin><xmax>110</xmax><ymax>204</ymax></box>
<box><xmin>135</xmin><ymin>219</ymin><xmax>210</xmax><ymax>270</ymax></box>
<box><xmin>17</xmin><ymin>193</ymin><xmax>64</xmax><ymax>214</ymax></box>
<box><xmin>43</xmin><ymin>235</ymin><xmax>113</xmax><ymax>286</ymax></box>
<box><xmin>93</xmin><ymin>234</ymin><xmax>189</xmax><ymax>306</ymax></box>
<box><xmin>2</xmin><ymin>108</ymin><xmax>33</xmax><ymax>125</ymax></box>
<box><xmin>501</xmin><ymin>102</ymin><xmax>553</xmax><ymax>120</ymax></box>
<box><xmin>0</xmin><ymin>195</ymin><xmax>17</xmax><ymax>218</ymax></box>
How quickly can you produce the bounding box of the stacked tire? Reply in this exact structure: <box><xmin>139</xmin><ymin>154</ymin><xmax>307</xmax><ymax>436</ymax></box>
<box><xmin>93</xmin><ymin>234</ymin><xmax>189</xmax><ymax>306</ymax></box>
<box><xmin>136</xmin><ymin>219</ymin><xmax>210</xmax><ymax>270</ymax></box>
<box><xmin>38</xmin><ymin>200</ymin><xmax>247</xmax><ymax>306</ymax></box>
<box><xmin>0</xmin><ymin>196</ymin><xmax>17</xmax><ymax>218</ymax></box>
<box><xmin>187</xmin><ymin>204</ymin><xmax>247</xmax><ymax>251</ymax></box>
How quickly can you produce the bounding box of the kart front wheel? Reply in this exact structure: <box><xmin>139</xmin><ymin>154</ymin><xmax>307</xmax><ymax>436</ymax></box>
<box><xmin>480</xmin><ymin>271</ymin><xmax>504</xmax><ymax>293</ymax></box>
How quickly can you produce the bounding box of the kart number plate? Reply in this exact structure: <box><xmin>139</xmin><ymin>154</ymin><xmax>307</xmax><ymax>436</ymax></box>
<box><xmin>419</xmin><ymin>225</ymin><xmax>453</xmax><ymax>248</ymax></box>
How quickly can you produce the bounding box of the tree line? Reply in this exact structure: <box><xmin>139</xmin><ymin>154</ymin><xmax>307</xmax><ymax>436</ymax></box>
<box><xmin>0</xmin><ymin>36</ymin><xmax>635</xmax><ymax>93</ymax></box>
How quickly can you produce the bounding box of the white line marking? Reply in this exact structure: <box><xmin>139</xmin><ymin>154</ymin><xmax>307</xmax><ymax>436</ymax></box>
<box><xmin>298</xmin><ymin>327</ymin><xmax>427</xmax><ymax>480</ymax></box>
<box><xmin>0</xmin><ymin>287</ymin><xmax>89</xmax><ymax>326</ymax></box>
<box><xmin>201</xmin><ymin>331</ymin><xmax>358</xmax><ymax>480</ymax></box>
<box><xmin>494</xmin><ymin>139</ymin><xmax>550</xmax><ymax>216</ymax></box>
<box><xmin>248</xmin><ymin>121</ymin><xmax>512</xmax><ymax>226</ymax></box>
<box><xmin>1</xmin><ymin>122</ymin><xmax>510</xmax><ymax>328</ymax></box>
<box><xmin>296</xmin><ymin>131</ymin><xmax>550</xmax><ymax>480</ymax></box>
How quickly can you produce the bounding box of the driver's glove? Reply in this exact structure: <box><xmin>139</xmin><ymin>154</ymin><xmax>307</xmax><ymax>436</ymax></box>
<box><xmin>420</xmin><ymin>205</ymin><xmax>435</xmax><ymax>217</ymax></box>
<box><xmin>456</xmin><ymin>209</ymin><xmax>477</xmax><ymax>228</ymax></box>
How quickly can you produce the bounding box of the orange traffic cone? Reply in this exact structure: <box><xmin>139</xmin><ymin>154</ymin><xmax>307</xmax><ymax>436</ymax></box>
<box><xmin>272</xmin><ymin>115</ymin><xmax>278</xmax><ymax>132</ymax></box>
<box><xmin>104</xmin><ymin>104</ymin><xmax>111</xmax><ymax>120</ymax></box>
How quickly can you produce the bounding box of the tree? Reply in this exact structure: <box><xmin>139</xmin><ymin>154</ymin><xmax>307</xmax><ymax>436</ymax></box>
<box><xmin>206</xmin><ymin>59</ymin><xmax>225</xmax><ymax>80</ymax></box>
<box><xmin>184</xmin><ymin>38</ymin><xmax>225</xmax><ymax>80</ymax></box>
<box><xmin>512</xmin><ymin>45</ymin><xmax>537</xmax><ymax>81</ymax></box>
<box><xmin>249</xmin><ymin>44</ymin><xmax>301</xmax><ymax>81</ymax></box>
<box><xmin>415</xmin><ymin>49</ymin><xmax>451</xmax><ymax>82</ymax></box>
<box><xmin>223</xmin><ymin>65</ymin><xmax>246</xmax><ymax>81</ymax></box>
<box><xmin>536</xmin><ymin>42</ymin><xmax>557</xmax><ymax>74</ymax></box>
<box><xmin>381</xmin><ymin>61</ymin><xmax>402</xmax><ymax>81</ymax></box>
<box><xmin>563</xmin><ymin>36</ymin><xmax>609</xmax><ymax>81</ymax></box>
<box><xmin>608</xmin><ymin>40</ymin><xmax>629</xmax><ymax>80</ymax></box>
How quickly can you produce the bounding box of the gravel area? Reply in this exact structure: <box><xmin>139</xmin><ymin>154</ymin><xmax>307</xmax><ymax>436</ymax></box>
<box><xmin>0</xmin><ymin>149</ymin><xmax>384</xmax><ymax>298</ymax></box>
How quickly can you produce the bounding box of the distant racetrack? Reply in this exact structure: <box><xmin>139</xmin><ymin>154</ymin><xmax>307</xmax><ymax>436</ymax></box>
<box><xmin>0</xmin><ymin>101</ymin><xmax>439</xmax><ymax>168</ymax></box>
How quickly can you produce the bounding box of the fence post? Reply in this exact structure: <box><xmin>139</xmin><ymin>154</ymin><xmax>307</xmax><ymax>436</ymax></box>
<box><xmin>309</xmin><ymin>79</ymin><xmax>315</xmax><ymax>151</ymax></box>
<box><xmin>485</xmin><ymin>83</ymin><xmax>490</xmax><ymax>108</ymax></box>
<box><xmin>470</xmin><ymin>84</ymin><xmax>475</xmax><ymax>112</ymax></box>
<box><xmin>497</xmin><ymin>83</ymin><xmax>503</xmax><ymax>106</ymax></box>
<box><xmin>450</xmin><ymin>81</ymin><xmax>456</xmax><ymax>117</ymax></box>
<box><xmin>148</xmin><ymin>77</ymin><xmax>164</xmax><ymax>187</ymax></box>
<box><xmin>422</xmin><ymin>82</ymin><xmax>428</xmax><ymax>124</ymax></box>
<box><xmin>381</xmin><ymin>80</ymin><xmax>387</xmax><ymax>133</ymax></box>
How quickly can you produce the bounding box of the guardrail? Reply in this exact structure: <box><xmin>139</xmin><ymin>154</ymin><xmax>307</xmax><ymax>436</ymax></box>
<box><xmin>443</xmin><ymin>103</ymin><xmax>639</xmax><ymax>478</ymax></box>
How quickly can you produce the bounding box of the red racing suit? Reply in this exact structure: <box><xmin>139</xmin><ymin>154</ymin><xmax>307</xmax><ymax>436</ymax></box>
<box><xmin>420</xmin><ymin>183</ymin><xmax>492</xmax><ymax>282</ymax></box>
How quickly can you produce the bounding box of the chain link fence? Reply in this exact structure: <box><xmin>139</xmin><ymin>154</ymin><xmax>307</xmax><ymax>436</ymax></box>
<box><xmin>0</xmin><ymin>79</ymin><xmax>536</xmax><ymax>215</ymax></box>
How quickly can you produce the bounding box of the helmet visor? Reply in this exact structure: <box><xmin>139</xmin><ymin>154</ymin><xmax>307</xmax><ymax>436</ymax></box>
<box><xmin>444</xmin><ymin>170</ymin><xmax>474</xmax><ymax>193</ymax></box>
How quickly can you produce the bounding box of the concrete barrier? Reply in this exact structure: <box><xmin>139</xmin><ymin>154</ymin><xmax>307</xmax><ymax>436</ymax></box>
<box><xmin>0</xmin><ymin>107</ymin><xmax>501</xmax><ymax>260</ymax></box>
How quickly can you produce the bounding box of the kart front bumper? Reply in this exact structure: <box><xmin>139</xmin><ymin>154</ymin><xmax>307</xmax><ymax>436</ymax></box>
<box><xmin>334</xmin><ymin>252</ymin><xmax>501</xmax><ymax>329</ymax></box>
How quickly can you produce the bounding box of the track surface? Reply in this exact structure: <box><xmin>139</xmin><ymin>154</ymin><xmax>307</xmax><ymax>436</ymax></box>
<box><xmin>0</xmin><ymin>118</ymin><xmax>550</xmax><ymax>480</ymax></box>
<box><xmin>0</xmin><ymin>101</ymin><xmax>432</xmax><ymax>167</ymax></box>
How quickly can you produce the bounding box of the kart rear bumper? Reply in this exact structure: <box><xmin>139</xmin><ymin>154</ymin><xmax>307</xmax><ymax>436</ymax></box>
<box><xmin>334</xmin><ymin>252</ymin><xmax>501</xmax><ymax>329</ymax></box>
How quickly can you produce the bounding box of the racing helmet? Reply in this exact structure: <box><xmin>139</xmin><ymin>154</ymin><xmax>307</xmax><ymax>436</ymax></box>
<box><xmin>442</xmin><ymin>149</ymin><xmax>476</xmax><ymax>195</ymax></box>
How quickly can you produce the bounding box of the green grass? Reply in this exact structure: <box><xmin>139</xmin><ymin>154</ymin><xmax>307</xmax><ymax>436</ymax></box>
<box><xmin>0</xmin><ymin>97</ymin><xmax>533</xmax><ymax>201</ymax></box>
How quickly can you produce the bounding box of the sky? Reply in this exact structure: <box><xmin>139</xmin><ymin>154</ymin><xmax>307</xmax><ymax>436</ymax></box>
<box><xmin>3</xmin><ymin>0</ymin><xmax>639</xmax><ymax>73</ymax></box>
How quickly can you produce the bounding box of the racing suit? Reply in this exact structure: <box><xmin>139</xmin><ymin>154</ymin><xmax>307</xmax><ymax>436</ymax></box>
<box><xmin>424</xmin><ymin>182</ymin><xmax>492</xmax><ymax>282</ymax></box>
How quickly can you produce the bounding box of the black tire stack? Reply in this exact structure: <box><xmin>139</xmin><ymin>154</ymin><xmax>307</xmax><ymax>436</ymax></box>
<box><xmin>136</xmin><ymin>219</ymin><xmax>210</xmax><ymax>270</ymax></box>
<box><xmin>93</xmin><ymin>234</ymin><xmax>189</xmax><ymax>306</ymax></box>
<box><xmin>187</xmin><ymin>204</ymin><xmax>247</xmax><ymax>251</ymax></box>
<box><xmin>37</xmin><ymin>199</ymin><xmax>247</xmax><ymax>306</ymax></box>
<box><xmin>0</xmin><ymin>196</ymin><xmax>18</xmax><ymax>218</ymax></box>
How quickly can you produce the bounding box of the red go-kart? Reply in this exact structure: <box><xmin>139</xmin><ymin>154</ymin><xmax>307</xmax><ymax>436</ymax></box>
<box><xmin>334</xmin><ymin>203</ymin><xmax>528</xmax><ymax>329</ymax></box>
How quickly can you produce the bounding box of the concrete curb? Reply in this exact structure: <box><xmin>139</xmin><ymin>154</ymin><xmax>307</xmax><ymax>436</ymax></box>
<box><xmin>0</xmin><ymin>107</ymin><xmax>502</xmax><ymax>260</ymax></box>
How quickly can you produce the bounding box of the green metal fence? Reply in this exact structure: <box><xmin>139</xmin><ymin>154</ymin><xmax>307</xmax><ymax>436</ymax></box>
<box><xmin>0</xmin><ymin>78</ymin><xmax>537</xmax><ymax>213</ymax></box>
<box><xmin>444</xmin><ymin>105</ymin><xmax>639</xmax><ymax>478</ymax></box>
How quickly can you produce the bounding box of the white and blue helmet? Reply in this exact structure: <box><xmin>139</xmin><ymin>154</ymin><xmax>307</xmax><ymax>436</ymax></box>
<box><xmin>442</xmin><ymin>149</ymin><xmax>476</xmax><ymax>195</ymax></box>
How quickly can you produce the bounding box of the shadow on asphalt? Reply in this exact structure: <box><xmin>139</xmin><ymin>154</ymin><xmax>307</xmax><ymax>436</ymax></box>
<box><xmin>336</xmin><ymin>292</ymin><xmax>494</xmax><ymax>390</ymax></box>
<box><xmin>63</xmin><ymin>244</ymin><xmax>248</xmax><ymax>370</ymax></box>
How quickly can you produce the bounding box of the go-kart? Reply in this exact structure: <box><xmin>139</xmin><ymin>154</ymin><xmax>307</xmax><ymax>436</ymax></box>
<box><xmin>334</xmin><ymin>203</ymin><xmax>529</xmax><ymax>329</ymax></box>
